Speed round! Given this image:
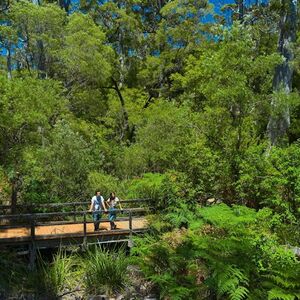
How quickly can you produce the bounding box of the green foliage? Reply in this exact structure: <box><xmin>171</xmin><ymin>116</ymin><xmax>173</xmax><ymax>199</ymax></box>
<box><xmin>34</xmin><ymin>249</ymin><xmax>76</xmax><ymax>298</ymax></box>
<box><xmin>0</xmin><ymin>166</ymin><xmax>10</xmax><ymax>204</ymax></box>
<box><xmin>237</xmin><ymin>143</ymin><xmax>300</xmax><ymax>218</ymax></box>
<box><xmin>60</xmin><ymin>13</ymin><xmax>114</xmax><ymax>86</ymax></box>
<box><xmin>1</xmin><ymin>2</ymin><xmax>300</xmax><ymax>298</ymax></box>
<box><xmin>121</xmin><ymin>101</ymin><xmax>197</xmax><ymax>175</ymax></box>
<box><xmin>87</xmin><ymin>171</ymin><xmax>127</xmax><ymax>199</ymax></box>
<box><xmin>126</xmin><ymin>173</ymin><xmax>166</xmax><ymax>199</ymax></box>
<box><xmin>83</xmin><ymin>248</ymin><xmax>129</xmax><ymax>297</ymax></box>
<box><xmin>22</xmin><ymin>121</ymin><xmax>97</xmax><ymax>202</ymax></box>
<box><xmin>9</xmin><ymin>1</ymin><xmax>66</xmax><ymax>77</ymax></box>
<box><xmin>0</xmin><ymin>250</ymin><xmax>28</xmax><ymax>297</ymax></box>
<box><xmin>216</xmin><ymin>265</ymin><xmax>249</xmax><ymax>300</ymax></box>
<box><xmin>0</xmin><ymin>75</ymin><xmax>67</xmax><ymax>167</ymax></box>
<box><xmin>132</xmin><ymin>230</ymin><xmax>209</xmax><ymax>299</ymax></box>
<box><xmin>133</xmin><ymin>204</ymin><xmax>300</xmax><ymax>299</ymax></box>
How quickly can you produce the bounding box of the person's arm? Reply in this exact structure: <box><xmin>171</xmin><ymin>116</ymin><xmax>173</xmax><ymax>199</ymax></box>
<box><xmin>105</xmin><ymin>199</ymin><xmax>109</xmax><ymax>208</ymax></box>
<box><xmin>89</xmin><ymin>197</ymin><xmax>94</xmax><ymax>212</ymax></box>
<box><xmin>101</xmin><ymin>197</ymin><xmax>107</xmax><ymax>212</ymax></box>
<box><xmin>117</xmin><ymin>197</ymin><xmax>123</xmax><ymax>211</ymax></box>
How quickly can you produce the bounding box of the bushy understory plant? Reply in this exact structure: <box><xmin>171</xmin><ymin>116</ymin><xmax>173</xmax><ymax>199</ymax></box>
<box><xmin>33</xmin><ymin>249</ymin><xmax>79</xmax><ymax>299</ymax></box>
<box><xmin>83</xmin><ymin>247</ymin><xmax>130</xmax><ymax>297</ymax></box>
<box><xmin>133</xmin><ymin>204</ymin><xmax>300</xmax><ymax>300</ymax></box>
<box><xmin>0</xmin><ymin>250</ymin><xmax>29</xmax><ymax>298</ymax></box>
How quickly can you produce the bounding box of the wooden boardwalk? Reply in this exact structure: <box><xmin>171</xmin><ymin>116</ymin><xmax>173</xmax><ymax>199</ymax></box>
<box><xmin>0</xmin><ymin>218</ymin><xmax>147</xmax><ymax>241</ymax></box>
<box><xmin>0</xmin><ymin>200</ymin><xmax>150</xmax><ymax>248</ymax></box>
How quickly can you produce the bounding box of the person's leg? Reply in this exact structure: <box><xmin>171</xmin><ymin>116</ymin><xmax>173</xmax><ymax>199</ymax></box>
<box><xmin>110</xmin><ymin>221</ymin><xmax>114</xmax><ymax>230</ymax></box>
<box><xmin>98</xmin><ymin>211</ymin><xmax>102</xmax><ymax>229</ymax></box>
<box><xmin>113</xmin><ymin>208</ymin><xmax>118</xmax><ymax>229</ymax></box>
<box><xmin>92</xmin><ymin>212</ymin><xmax>97</xmax><ymax>231</ymax></box>
<box><xmin>93</xmin><ymin>212</ymin><xmax>100</xmax><ymax>231</ymax></box>
<box><xmin>109</xmin><ymin>208</ymin><xmax>116</xmax><ymax>230</ymax></box>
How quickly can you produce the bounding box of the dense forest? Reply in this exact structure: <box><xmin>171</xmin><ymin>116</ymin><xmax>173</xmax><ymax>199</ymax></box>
<box><xmin>0</xmin><ymin>0</ymin><xmax>300</xmax><ymax>299</ymax></box>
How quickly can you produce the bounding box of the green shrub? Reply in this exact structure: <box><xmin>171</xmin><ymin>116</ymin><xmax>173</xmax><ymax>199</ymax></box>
<box><xmin>0</xmin><ymin>250</ymin><xmax>28</xmax><ymax>297</ymax></box>
<box><xmin>34</xmin><ymin>249</ymin><xmax>77</xmax><ymax>299</ymax></box>
<box><xmin>87</xmin><ymin>171</ymin><xmax>127</xmax><ymax>199</ymax></box>
<box><xmin>133</xmin><ymin>204</ymin><xmax>300</xmax><ymax>300</ymax></box>
<box><xmin>126</xmin><ymin>173</ymin><xmax>165</xmax><ymax>199</ymax></box>
<box><xmin>83</xmin><ymin>248</ymin><xmax>129</xmax><ymax>297</ymax></box>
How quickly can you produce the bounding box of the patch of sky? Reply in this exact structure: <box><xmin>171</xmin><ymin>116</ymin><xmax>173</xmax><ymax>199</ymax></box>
<box><xmin>143</xmin><ymin>7</ymin><xmax>153</xmax><ymax>14</ymax></box>
<box><xmin>167</xmin><ymin>36</ymin><xmax>186</xmax><ymax>49</ymax></box>
<box><xmin>128</xmin><ymin>48</ymin><xmax>137</xmax><ymax>57</ymax></box>
<box><xmin>0</xmin><ymin>35</ymin><xmax>24</xmax><ymax>57</ymax></box>
<box><xmin>151</xmin><ymin>49</ymin><xmax>160</xmax><ymax>57</ymax></box>
<box><xmin>67</xmin><ymin>0</ymin><xmax>270</xmax><ymax>17</ymax></box>
<box><xmin>132</xmin><ymin>4</ymin><xmax>142</xmax><ymax>12</ymax></box>
<box><xmin>0</xmin><ymin>48</ymin><xmax>6</xmax><ymax>56</ymax></box>
<box><xmin>69</xmin><ymin>0</ymin><xmax>80</xmax><ymax>13</ymax></box>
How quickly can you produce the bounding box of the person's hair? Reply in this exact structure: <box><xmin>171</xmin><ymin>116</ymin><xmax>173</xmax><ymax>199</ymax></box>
<box><xmin>110</xmin><ymin>192</ymin><xmax>115</xmax><ymax>200</ymax></box>
<box><xmin>95</xmin><ymin>190</ymin><xmax>100</xmax><ymax>195</ymax></box>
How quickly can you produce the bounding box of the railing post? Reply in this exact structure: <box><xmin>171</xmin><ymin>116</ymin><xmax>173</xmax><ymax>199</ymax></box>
<box><xmin>128</xmin><ymin>210</ymin><xmax>133</xmax><ymax>248</ymax></box>
<box><xmin>29</xmin><ymin>216</ymin><xmax>36</xmax><ymax>270</ymax></box>
<box><xmin>73</xmin><ymin>204</ymin><xmax>76</xmax><ymax>222</ymax></box>
<box><xmin>83</xmin><ymin>212</ymin><xmax>87</xmax><ymax>248</ymax></box>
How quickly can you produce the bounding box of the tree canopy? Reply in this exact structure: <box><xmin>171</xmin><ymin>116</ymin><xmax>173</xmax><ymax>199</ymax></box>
<box><xmin>0</xmin><ymin>0</ymin><xmax>300</xmax><ymax>299</ymax></box>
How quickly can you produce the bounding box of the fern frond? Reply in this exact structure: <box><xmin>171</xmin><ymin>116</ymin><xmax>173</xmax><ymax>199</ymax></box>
<box><xmin>229</xmin><ymin>286</ymin><xmax>249</xmax><ymax>300</ymax></box>
<box><xmin>268</xmin><ymin>288</ymin><xmax>297</xmax><ymax>300</ymax></box>
<box><xmin>217</xmin><ymin>265</ymin><xmax>249</xmax><ymax>300</ymax></box>
<box><xmin>265</xmin><ymin>274</ymin><xmax>297</xmax><ymax>289</ymax></box>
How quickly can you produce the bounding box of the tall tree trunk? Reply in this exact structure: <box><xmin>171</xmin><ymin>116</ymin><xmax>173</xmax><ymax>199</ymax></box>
<box><xmin>59</xmin><ymin>0</ymin><xmax>70</xmax><ymax>13</ymax></box>
<box><xmin>237</xmin><ymin>0</ymin><xmax>244</xmax><ymax>20</ymax></box>
<box><xmin>267</xmin><ymin>0</ymin><xmax>297</xmax><ymax>146</ymax></box>
<box><xmin>7</xmin><ymin>47</ymin><xmax>12</xmax><ymax>79</ymax></box>
<box><xmin>10</xmin><ymin>172</ymin><xmax>21</xmax><ymax>215</ymax></box>
<box><xmin>37</xmin><ymin>40</ymin><xmax>46</xmax><ymax>79</ymax></box>
<box><xmin>112</xmin><ymin>78</ymin><xmax>129</xmax><ymax>140</ymax></box>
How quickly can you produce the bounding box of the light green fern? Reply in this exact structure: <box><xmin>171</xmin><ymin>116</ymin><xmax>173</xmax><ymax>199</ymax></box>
<box><xmin>217</xmin><ymin>265</ymin><xmax>249</xmax><ymax>300</ymax></box>
<box><xmin>268</xmin><ymin>288</ymin><xmax>300</xmax><ymax>300</ymax></box>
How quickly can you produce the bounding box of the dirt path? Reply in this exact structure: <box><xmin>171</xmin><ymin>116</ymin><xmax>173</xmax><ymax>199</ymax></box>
<box><xmin>0</xmin><ymin>218</ymin><xmax>147</xmax><ymax>239</ymax></box>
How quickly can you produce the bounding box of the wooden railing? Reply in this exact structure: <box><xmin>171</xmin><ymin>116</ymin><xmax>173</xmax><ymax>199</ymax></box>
<box><xmin>0</xmin><ymin>199</ymin><xmax>151</xmax><ymax>268</ymax></box>
<box><xmin>0</xmin><ymin>199</ymin><xmax>151</xmax><ymax>246</ymax></box>
<box><xmin>0</xmin><ymin>198</ymin><xmax>151</xmax><ymax>214</ymax></box>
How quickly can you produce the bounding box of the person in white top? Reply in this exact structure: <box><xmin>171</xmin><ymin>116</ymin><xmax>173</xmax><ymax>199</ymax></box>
<box><xmin>89</xmin><ymin>190</ymin><xmax>107</xmax><ymax>231</ymax></box>
<box><xmin>106</xmin><ymin>192</ymin><xmax>123</xmax><ymax>230</ymax></box>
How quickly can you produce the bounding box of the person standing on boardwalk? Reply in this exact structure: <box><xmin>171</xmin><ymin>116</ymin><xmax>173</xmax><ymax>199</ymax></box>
<box><xmin>106</xmin><ymin>192</ymin><xmax>123</xmax><ymax>230</ymax></box>
<box><xmin>89</xmin><ymin>190</ymin><xmax>107</xmax><ymax>231</ymax></box>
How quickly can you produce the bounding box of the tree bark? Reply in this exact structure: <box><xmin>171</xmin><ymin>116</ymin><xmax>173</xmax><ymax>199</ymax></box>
<box><xmin>111</xmin><ymin>78</ymin><xmax>129</xmax><ymax>140</ymax></box>
<box><xmin>59</xmin><ymin>0</ymin><xmax>70</xmax><ymax>13</ymax></box>
<box><xmin>267</xmin><ymin>0</ymin><xmax>297</xmax><ymax>146</ymax></box>
<box><xmin>7</xmin><ymin>47</ymin><xmax>12</xmax><ymax>79</ymax></box>
<box><xmin>10</xmin><ymin>172</ymin><xmax>21</xmax><ymax>215</ymax></box>
<box><xmin>237</xmin><ymin>0</ymin><xmax>244</xmax><ymax>20</ymax></box>
<box><xmin>37</xmin><ymin>40</ymin><xmax>46</xmax><ymax>79</ymax></box>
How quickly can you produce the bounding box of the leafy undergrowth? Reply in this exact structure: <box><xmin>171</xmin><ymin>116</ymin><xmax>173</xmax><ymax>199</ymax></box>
<box><xmin>132</xmin><ymin>204</ymin><xmax>300</xmax><ymax>300</ymax></box>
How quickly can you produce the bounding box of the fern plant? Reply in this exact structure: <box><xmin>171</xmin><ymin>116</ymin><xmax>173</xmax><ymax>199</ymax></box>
<box><xmin>216</xmin><ymin>265</ymin><xmax>249</xmax><ymax>300</ymax></box>
<box><xmin>264</xmin><ymin>266</ymin><xmax>300</xmax><ymax>300</ymax></box>
<box><xmin>133</xmin><ymin>203</ymin><xmax>300</xmax><ymax>300</ymax></box>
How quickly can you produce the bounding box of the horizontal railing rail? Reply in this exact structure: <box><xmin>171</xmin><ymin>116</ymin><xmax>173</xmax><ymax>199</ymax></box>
<box><xmin>0</xmin><ymin>207</ymin><xmax>149</xmax><ymax>222</ymax></box>
<box><xmin>0</xmin><ymin>198</ymin><xmax>152</xmax><ymax>215</ymax></box>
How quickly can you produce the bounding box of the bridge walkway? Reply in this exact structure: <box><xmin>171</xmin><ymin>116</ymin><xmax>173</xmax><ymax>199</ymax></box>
<box><xmin>0</xmin><ymin>199</ymin><xmax>150</xmax><ymax>248</ymax></box>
